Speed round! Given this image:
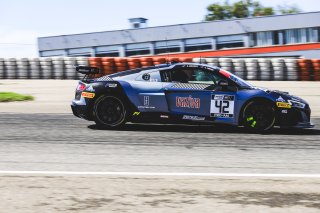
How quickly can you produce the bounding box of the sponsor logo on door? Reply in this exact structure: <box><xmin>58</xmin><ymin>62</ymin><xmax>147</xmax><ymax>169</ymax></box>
<box><xmin>176</xmin><ymin>96</ymin><xmax>200</xmax><ymax>109</ymax></box>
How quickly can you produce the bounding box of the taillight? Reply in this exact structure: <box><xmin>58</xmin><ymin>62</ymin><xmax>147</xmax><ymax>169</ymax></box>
<box><xmin>77</xmin><ymin>83</ymin><xmax>86</xmax><ymax>91</ymax></box>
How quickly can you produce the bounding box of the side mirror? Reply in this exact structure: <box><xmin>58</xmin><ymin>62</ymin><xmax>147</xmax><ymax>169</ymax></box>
<box><xmin>217</xmin><ymin>80</ymin><xmax>229</xmax><ymax>87</ymax></box>
<box><xmin>217</xmin><ymin>80</ymin><xmax>237</xmax><ymax>92</ymax></box>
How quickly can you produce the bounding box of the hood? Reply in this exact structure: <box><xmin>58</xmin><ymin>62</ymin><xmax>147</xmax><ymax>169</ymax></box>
<box><xmin>255</xmin><ymin>87</ymin><xmax>308</xmax><ymax>105</ymax></box>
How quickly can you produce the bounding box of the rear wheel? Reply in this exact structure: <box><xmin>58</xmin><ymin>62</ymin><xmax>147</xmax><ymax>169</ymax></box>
<box><xmin>93</xmin><ymin>95</ymin><xmax>127</xmax><ymax>128</ymax></box>
<box><xmin>242</xmin><ymin>101</ymin><xmax>275</xmax><ymax>131</ymax></box>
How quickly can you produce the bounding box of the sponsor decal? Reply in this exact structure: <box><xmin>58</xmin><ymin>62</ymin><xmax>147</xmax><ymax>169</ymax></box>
<box><xmin>160</xmin><ymin>115</ymin><xmax>169</xmax><ymax>119</ymax></box>
<box><xmin>281</xmin><ymin>110</ymin><xmax>288</xmax><ymax>114</ymax></box>
<box><xmin>81</xmin><ymin>92</ymin><xmax>95</xmax><ymax>99</ymax></box>
<box><xmin>138</xmin><ymin>106</ymin><xmax>156</xmax><ymax>109</ymax></box>
<box><xmin>86</xmin><ymin>85</ymin><xmax>95</xmax><ymax>92</ymax></box>
<box><xmin>132</xmin><ymin>112</ymin><xmax>141</xmax><ymax>116</ymax></box>
<box><xmin>176</xmin><ymin>96</ymin><xmax>201</xmax><ymax>109</ymax></box>
<box><xmin>202</xmin><ymin>66</ymin><xmax>215</xmax><ymax>71</ymax></box>
<box><xmin>142</xmin><ymin>73</ymin><xmax>150</xmax><ymax>81</ymax></box>
<box><xmin>181</xmin><ymin>64</ymin><xmax>198</xmax><ymax>68</ymax></box>
<box><xmin>276</xmin><ymin>96</ymin><xmax>286</xmax><ymax>102</ymax></box>
<box><xmin>210</xmin><ymin>94</ymin><xmax>235</xmax><ymax>118</ymax></box>
<box><xmin>182</xmin><ymin>115</ymin><xmax>205</xmax><ymax>121</ymax></box>
<box><xmin>106</xmin><ymin>83</ymin><xmax>117</xmax><ymax>88</ymax></box>
<box><xmin>276</xmin><ymin>102</ymin><xmax>291</xmax><ymax>108</ymax></box>
<box><xmin>213</xmin><ymin>95</ymin><xmax>224</xmax><ymax>100</ymax></box>
<box><xmin>138</xmin><ymin>96</ymin><xmax>155</xmax><ymax>109</ymax></box>
<box><xmin>181</xmin><ymin>64</ymin><xmax>215</xmax><ymax>71</ymax></box>
<box><xmin>144</xmin><ymin>96</ymin><xmax>149</xmax><ymax>106</ymax></box>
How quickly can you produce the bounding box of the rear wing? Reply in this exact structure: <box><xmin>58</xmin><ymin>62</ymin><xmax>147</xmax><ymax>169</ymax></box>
<box><xmin>75</xmin><ymin>66</ymin><xmax>100</xmax><ymax>81</ymax></box>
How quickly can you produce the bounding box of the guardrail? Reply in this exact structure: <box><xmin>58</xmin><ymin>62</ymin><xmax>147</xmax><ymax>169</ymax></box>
<box><xmin>0</xmin><ymin>57</ymin><xmax>319</xmax><ymax>81</ymax></box>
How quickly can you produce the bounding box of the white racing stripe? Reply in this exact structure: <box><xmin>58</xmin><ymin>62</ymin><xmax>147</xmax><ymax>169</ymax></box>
<box><xmin>0</xmin><ymin>171</ymin><xmax>320</xmax><ymax>178</ymax></box>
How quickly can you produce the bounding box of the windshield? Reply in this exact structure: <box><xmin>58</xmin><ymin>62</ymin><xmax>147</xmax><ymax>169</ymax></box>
<box><xmin>219</xmin><ymin>69</ymin><xmax>253</xmax><ymax>88</ymax></box>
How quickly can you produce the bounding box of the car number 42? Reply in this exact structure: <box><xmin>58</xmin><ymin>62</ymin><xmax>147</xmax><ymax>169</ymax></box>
<box><xmin>210</xmin><ymin>95</ymin><xmax>235</xmax><ymax>118</ymax></box>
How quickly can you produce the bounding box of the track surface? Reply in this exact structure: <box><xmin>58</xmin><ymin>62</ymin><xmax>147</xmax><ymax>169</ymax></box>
<box><xmin>1</xmin><ymin>114</ymin><xmax>320</xmax><ymax>212</ymax></box>
<box><xmin>1</xmin><ymin>114</ymin><xmax>319</xmax><ymax>174</ymax></box>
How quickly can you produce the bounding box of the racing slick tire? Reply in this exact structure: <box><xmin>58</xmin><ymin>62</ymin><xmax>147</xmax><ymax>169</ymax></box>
<box><xmin>242</xmin><ymin>100</ymin><xmax>276</xmax><ymax>131</ymax></box>
<box><xmin>93</xmin><ymin>95</ymin><xmax>127</xmax><ymax>129</ymax></box>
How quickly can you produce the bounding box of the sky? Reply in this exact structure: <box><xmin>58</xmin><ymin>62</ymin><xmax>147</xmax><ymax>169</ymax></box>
<box><xmin>0</xmin><ymin>0</ymin><xmax>319</xmax><ymax>57</ymax></box>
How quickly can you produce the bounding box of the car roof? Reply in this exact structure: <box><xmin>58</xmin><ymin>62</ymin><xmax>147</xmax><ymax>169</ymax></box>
<box><xmin>107</xmin><ymin>62</ymin><xmax>219</xmax><ymax>78</ymax></box>
<box><xmin>107</xmin><ymin>63</ymin><xmax>171</xmax><ymax>78</ymax></box>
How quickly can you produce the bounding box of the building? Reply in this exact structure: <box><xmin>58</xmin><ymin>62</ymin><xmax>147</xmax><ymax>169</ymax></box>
<box><xmin>38</xmin><ymin>12</ymin><xmax>320</xmax><ymax>58</ymax></box>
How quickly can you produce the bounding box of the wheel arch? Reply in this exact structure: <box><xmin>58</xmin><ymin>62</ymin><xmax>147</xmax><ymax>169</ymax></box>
<box><xmin>87</xmin><ymin>82</ymin><xmax>137</xmax><ymax>120</ymax></box>
<box><xmin>238</xmin><ymin>97</ymin><xmax>276</xmax><ymax>126</ymax></box>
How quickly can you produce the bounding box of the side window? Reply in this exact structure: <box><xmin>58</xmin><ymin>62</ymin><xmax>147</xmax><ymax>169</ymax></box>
<box><xmin>190</xmin><ymin>69</ymin><xmax>223</xmax><ymax>85</ymax></box>
<box><xmin>161</xmin><ymin>68</ymin><xmax>223</xmax><ymax>85</ymax></box>
<box><xmin>136</xmin><ymin>71</ymin><xmax>161</xmax><ymax>82</ymax></box>
<box><xmin>171</xmin><ymin>69</ymin><xmax>190</xmax><ymax>83</ymax></box>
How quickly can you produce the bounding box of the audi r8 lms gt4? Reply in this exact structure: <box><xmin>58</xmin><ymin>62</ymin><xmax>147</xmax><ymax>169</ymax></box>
<box><xmin>71</xmin><ymin>62</ymin><xmax>314</xmax><ymax>131</ymax></box>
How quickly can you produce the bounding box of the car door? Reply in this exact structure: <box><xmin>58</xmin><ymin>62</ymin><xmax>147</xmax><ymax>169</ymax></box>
<box><xmin>163</xmin><ymin>66</ymin><xmax>238</xmax><ymax>123</ymax></box>
<box><xmin>131</xmin><ymin>69</ymin><xmax>169</xmax><ymax>112</ymax></box>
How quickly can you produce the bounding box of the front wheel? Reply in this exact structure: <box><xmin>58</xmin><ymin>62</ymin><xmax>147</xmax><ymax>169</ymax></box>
<box><xmin>242</xmin><ymin>101</ymin><xmax>276</xmax><ymax>131</ymax></box>
<box><xmin>93</xmin><ymin>95</ymin><xmax>127</xmax><ymax>129</ymax></box>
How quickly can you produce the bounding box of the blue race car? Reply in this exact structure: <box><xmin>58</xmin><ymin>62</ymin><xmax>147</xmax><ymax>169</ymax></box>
<box><xmin>71</xmin><ymin>62</ymin><xmax>314</xmax><ymax>131</ymax></box>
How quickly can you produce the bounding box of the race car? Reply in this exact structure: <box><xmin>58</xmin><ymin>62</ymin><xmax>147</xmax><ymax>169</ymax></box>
<box><xmin>71</xmin><ymin>62</ymin><xmax>314</xmax><ymax>131</ymax></box>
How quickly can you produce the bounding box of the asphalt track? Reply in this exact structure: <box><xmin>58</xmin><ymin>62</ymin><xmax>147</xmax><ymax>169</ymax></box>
<box><xmin>1</xmin><ymin>113</ymin><xmax>320</xmax><ymax>174</ymax></box>
<box><xmin>1</xmin><ymin>114</ymin><xmax>320</xmax><ymax>212</ymax></box>
<box><xmin>1</xmin><ymin>80</ymin><xmax>320</xmax><ymax>212</ymax></box>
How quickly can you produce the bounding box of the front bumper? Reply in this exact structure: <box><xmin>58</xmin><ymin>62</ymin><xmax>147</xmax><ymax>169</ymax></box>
<box><xmin>277</xmin><ymin>106</ymin><xmax>314</xmax><ymax>129</ymax></box>
<box><xmin>285</xmin><ymin>122</ymin><xmax>314</xmax><ymax>129</ymax></box>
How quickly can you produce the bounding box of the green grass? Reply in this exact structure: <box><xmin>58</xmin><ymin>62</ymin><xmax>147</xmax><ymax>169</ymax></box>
<box><xmin>0</xmin><ymin>92</ymin><xmax>34</xmax><ymax>102</ymax></box>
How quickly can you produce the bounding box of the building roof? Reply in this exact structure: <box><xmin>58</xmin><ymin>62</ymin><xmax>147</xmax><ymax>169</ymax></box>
<box><xmin>38</xmin><ymin>12</ymin><xmax>320</xmax><ymax>51</ymax></box>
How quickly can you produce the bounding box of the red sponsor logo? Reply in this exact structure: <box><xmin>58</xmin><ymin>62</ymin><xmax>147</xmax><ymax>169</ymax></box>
<box><xmin>176</xmin><ymin>96</ymin><xmax>200</xmax><ymax>109</ymax></box>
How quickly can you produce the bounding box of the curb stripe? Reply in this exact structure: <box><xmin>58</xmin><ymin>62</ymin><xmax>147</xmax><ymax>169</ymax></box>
<box><xmin>0</xmin><ymin>171</ymin><xmax>320</xmax><ymax>178</ymax></box>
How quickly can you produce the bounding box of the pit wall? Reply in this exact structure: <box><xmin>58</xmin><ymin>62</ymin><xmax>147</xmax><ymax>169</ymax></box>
<box><xmin>0</xmin><ymin>57</ymin><xmax>319</xmax><ymax>81</ymax></box>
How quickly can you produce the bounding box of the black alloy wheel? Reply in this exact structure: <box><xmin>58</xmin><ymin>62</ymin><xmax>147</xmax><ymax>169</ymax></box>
<box><xmin>93</xmin><ymin>95</ymin><xmax>127</xmax><ymax>128</ymax></box>
<box><xmin>242</xmin><ymin>101</ymin><xmax>276</xmax><ymax>131</ymax></box>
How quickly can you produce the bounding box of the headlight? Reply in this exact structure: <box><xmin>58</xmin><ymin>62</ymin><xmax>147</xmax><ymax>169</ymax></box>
<box><xmin>288</xmin><ymin>100</ymin><xmax>305</xmax><ymax>108</ymax></box>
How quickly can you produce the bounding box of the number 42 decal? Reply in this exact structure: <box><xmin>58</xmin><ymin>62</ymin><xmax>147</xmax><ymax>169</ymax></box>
<box><xmin>210</xmin><ymin>94</ymin><xmax>235</xmax><ymax>118</ymax></box>
<box><xmin>215</xmin><ymin>100</ymin><xmax>230</xmax><ymax>113</ymax></box>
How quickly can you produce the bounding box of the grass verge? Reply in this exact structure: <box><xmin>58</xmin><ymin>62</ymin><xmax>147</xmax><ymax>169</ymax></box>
<box><xmin>0</xmin><ymin>92</ymin><xmax>34</xmax><ymax>102</ymax></box>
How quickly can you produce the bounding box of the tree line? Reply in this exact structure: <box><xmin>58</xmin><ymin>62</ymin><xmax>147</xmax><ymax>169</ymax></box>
<box><xmin>205</xmin><ymin>0</ymin><xmax>301</xmax><ymax>21</ymax></box>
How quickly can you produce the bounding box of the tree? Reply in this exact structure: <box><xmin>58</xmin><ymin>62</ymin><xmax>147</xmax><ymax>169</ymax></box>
<box><xmin>205</xmin><ymin>2</ymin><xmax>232</xmax><ymax>21</ymax></box>
<box><xmin>205</xmin><ymin>4</ymin><xmax>226</xmax><ymax>21</ymax></box>
<box><xmin>232</xmin><ymin>1</ymin><xmax>249</xmax><ymax>18</ymax></box>
<box><xmin>205</xmin><ymin>0</ymin><xmax>299</xmax><ymax>21</ymax></box>
<box><xmin>253</xmin><ymin>7</ymin><xmax>274</xmax><ymax>16</ymax></box>
<box><xmin>277</xmin><ymin>4</ymin><xmax>301</xmax><ymax>14</ymax></box>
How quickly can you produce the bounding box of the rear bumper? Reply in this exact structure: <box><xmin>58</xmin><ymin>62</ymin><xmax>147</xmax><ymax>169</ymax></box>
<box><xmin>71</xmin><ymin>100</ymin><xmax>91</xmax><ymax>120</ymax></box>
